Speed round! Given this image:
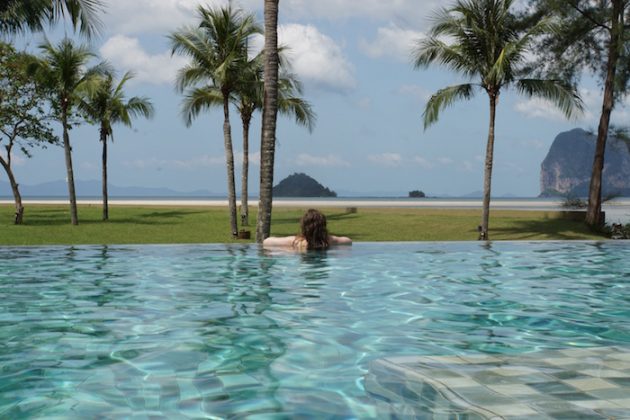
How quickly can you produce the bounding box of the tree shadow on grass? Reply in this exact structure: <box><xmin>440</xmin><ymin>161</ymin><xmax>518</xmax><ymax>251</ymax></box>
<box><xmin>490</xmin><ymin>219</ymin><xmax>601</xmax><ymax>240</ymax></box>
<box><xmin>272</xmin><ymin>211</ymin><xmax>358</xmax><ymax>224</ymax></box>
<box><xmin>138</xmin><ymin>210</ymin><xmax>208</xmax><ymax>219</ymax></box>
<box><xmin>22</xmin><ymin>209</ymin><xmax>209</xmax><ymax>226</ymax></box>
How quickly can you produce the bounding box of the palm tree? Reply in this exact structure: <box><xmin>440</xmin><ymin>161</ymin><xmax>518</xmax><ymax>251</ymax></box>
<box><xmin>256</xmin><ymin>0</ymin><xmax>281</xmax><ymax>243</ymax></box>
<box><xmin>0</xmin><ymin>0</ymin><xmax>102</xmax><ymax>37</ymax></box>
<box><xmin>78</xmin><ymin>71</ymin><xmax>154</xmax><ymax>221</ymax></box>
<box><xmin>31</xmin><ymin>38</ymin><xmax>102</xmax><ymax>225</ymax></box>
<box><xmin>170</xmin><ymin>5</ymin><xmax>262</xmax><ymax>238</ymax></box>
<box><xmin>412</xmin><ymin>0</ymin><xmax>583</xmax><ymax>240</ymax></box>
<box><xmin>235</xmin><ymin>53</ymin><xmax>315</xmax><ymax>227</ymax></box>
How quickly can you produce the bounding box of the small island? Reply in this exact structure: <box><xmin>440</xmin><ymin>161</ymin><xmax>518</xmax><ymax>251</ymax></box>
<box><xmin>273</xmin><ymin>173</ymin><xmax>337</xmax><ymax>197</ymax></box>
<box><xmin>408</xmin><ymin>190</ymin><xmax>426</xmax><ymax>198</ymax></box>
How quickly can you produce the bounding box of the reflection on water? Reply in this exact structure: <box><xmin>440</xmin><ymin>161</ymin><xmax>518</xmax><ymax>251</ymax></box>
<box><xmin>0</xmin><ymin>242</ymin><xmax>629</xmax><ymax>417</ymax></box>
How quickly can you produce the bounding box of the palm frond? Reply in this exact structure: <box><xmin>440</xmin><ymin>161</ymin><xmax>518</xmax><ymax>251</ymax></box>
<box><xmin>181</xmin><ymin>86</ymin><xmax>224</xmax><ymax>127</ymax></box>
<box><xmin>279</xmin><ymin>97</ymin><xmax>316</xmax><ymax>132</ymax></box>
<box><xmin>423</xmin><ymin>83</ymin><xmax>477</xmax><ymax>129</ymax></box>
<box><xmin>516</xmin><ymin>78</ymin><xmax>584</xmax><ymax>119</ymax></box>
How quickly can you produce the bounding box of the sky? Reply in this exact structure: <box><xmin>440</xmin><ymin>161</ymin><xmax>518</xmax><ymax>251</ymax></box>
<box><xmin>2</xmin><ymin>0</ymin><xmax>625</xmax><ymax>197</ymax></box>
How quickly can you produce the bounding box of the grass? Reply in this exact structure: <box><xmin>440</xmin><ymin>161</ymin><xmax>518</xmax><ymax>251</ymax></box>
<box><xmin>0</xmin><ymin>204</ymin><xmax>606</xmax><ymax>245</ymax></box>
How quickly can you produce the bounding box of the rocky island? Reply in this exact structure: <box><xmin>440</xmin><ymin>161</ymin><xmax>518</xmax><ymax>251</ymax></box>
<box><xmin>540</xmin><ymin>128</ymin><xmax>630</xmax><ymax>197</ymax></box>
<box><xmin>272</xmin><ymin>173</ymin><xmax>337</xmax><ymax>197</ymax></box>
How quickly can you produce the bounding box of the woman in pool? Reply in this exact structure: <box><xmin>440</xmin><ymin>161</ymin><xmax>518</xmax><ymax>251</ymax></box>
<box><xmin>263</xmin><ymin>208</ymin><xmax>352</xmax><ymax>250</ymax></box>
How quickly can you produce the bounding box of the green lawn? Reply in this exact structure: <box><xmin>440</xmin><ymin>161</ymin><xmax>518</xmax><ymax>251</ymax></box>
<box><xmin>0</xmin><ymin>204</ymin><xmax>605</xmax><ymax>245</ymax></box>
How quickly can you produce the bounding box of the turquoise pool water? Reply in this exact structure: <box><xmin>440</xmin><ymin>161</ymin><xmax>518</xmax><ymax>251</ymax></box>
<box><xmin>0</xmin><ymin>242</ymin><xmax>629</xmax><ymax>418</ymax></box>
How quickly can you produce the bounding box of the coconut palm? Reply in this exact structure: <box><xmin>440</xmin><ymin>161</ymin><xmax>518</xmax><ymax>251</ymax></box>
<box><xmin>256</xmin><ymin>0</ymin><xmax>281</xmax><ymax>243</ymax></box>
<box><xmin>412</xmin><ymin>0</ymin><xmax>583</xmax><ymax>240</ymax></box>
<box><xmin>78</xmin><ymin>70</ymin><xmax>154</xmax><ymax>221</ymax></box>
<box><xmin>0</xmin><ymin>0</ymin><xmax>102</xmax><ymax>37</ymax></box>
<box><xmin>235</xmin><ymin>53</ymin><xmax>315</xmax><ymax>227</ymax></box>
<box><xmin>31</xmin><ymin>38</ymin><xmax>103</xmax><ymax>225</ymax></box>
<box><xmin>170</xmin><ymin>5</ymin><xmax>262</xmax><ymax>238</ymax></box>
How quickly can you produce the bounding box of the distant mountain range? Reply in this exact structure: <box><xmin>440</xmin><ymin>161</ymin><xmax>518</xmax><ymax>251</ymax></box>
<box><xmin>0</xmin><ymin>179</ymin><xmax>215</xmax><ymax>198</ymax></box>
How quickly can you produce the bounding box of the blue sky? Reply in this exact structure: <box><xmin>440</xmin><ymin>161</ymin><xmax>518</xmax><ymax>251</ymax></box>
<box><xmin>2</xmin><ymin>0</ymin><xmax>622</xmax><ymax>197</ymax></box>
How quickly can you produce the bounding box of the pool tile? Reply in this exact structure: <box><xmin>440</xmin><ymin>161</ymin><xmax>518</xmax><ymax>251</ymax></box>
<box><xmin>550</xmin><ymin>370</ymin><xmax>589</xmax><ymax>380</ymax></box>
<box><xmin>572</xmin><ymin>399</ymin><xmax>622</xmax><ymax>410</ymax></box>
<box><xmin>546</xmin><ymin>410</ymin><xmax>602</xmax><ymax>419</ymax></box>
<box><xmin>527</xmin><ymin>381</ymin><xmax>577</xmax><ymax>394</ymax></box>
<box><xmin>603</xmin><ymin>360</ymin><xmax>628</xmax><ymax>370</ymax></box>
<box><xmin>609</xmin><ymin>352</ymin><xmax>630</xmax><ymax>361</ymax></box>
<box><xmin>559</xmin><ymin>348</ymin><xmax>599</xmax><ymax>357</ymax></box>
<box><xmin>459</xmin><ymin>354</ymin><xmax>502</xmax><ymax>364</ymax></box>
<box><xmin>578</xmin><ymin>369</ymin><xmax>625</xmax><ymax>378</ymax></box>
<box><xmin>544</xmin><ymin>357</ymin><xmax>583</xmax><ymax>366</ymax></box>
<box><xmin>425</xmin><ymin>355</ymin><xmax>468</xmax><ymax>365</ymax></box>
<box><xmin>563</xmin><ymin>378</ymin><xmax>615</xmax><ymax>391</ymax></box>
<box><xmin>482</xmin><ymin>403</ymin><xmax>538</xmax><ymax>416</ymax></box>
<box><xmin>489</xmin><ymin>366</ymin><xmax>538</xmax><ymax>376</ymax></box>
<box><xmin>436</xmin><ymin>376</ymin><xmax>481</xmax><ymax>389</ymax></box>
<box><xmin>607</xmin><ymin>377</ymin><xmax>630</xmax><ymax>386</ymax></box>
<box><xmin>586</xmin><ymin>386</ymin><xmax>630</xmax><ymax>400</ymax></box>
<box><xmin>369</xmin><ymin>346</ymin><xmax>630</xmax><ymax>419</ymax></box>
<box><xmin>485</xmin><ymin>383</ymin><xmax>539</xmax><ymax>396</ymax></box>
<box><xmin>219</xmin><ymin>373</ymin><xmax>260</xmax><ymax>389</ymax></box>
<box><xmin>610</xmin><ymin>398</ymin><xmax>630</xmax><ymax>408</ymax></box>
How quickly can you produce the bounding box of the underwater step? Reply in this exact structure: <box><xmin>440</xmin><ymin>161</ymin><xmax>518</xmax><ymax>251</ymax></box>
<box><xmin>367</xmin><ymin>346</ymin><xmax>630</xmax><ymax>419</ymax></box>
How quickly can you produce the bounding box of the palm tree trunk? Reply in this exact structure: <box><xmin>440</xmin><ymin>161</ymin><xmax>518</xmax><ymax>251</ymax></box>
<box><xmin>101</xmin><ymin>125</ymin><xmax>109</xmax><ymax>221</ymax></box>
<box><xmin>62</xmin><ymin>105</ymin><xmax>79</xmax><ymax>225</ymax></box>
<box><xmin>480</xmin><ymin>92</ymin><xmax>498</xmax><ymax>240</ymax></box>
<box><xmin>241</xmin><ymin>114</ymin><xmax>250</xmax><ymax>227</ymax></box>
<box><xmin>256</xmin><ymin>0</ymin><xmax>280</xmax><ymax>243</ymax></box>
<box><xmin>223</xmin><ymin>95</ymin><xmax>238</xmax><ymax>237</ymax></box>
<box><xmin>586</xmin><ymin>0</ymin><xmax>622</xmax><ymax>227</ymax></box>
<box><xmin>0</xmin><ymin>155</ymin><xmax>23</xmax><ymax>224</ymax></box>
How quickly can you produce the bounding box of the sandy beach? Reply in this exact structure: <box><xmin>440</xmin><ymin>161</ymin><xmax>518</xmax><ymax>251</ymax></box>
<box><xmin>4</xmin><ymin>197</ymin><xmax>630</xmax><ymax>223</ymax></box>
<box><xmin>0</xmin><ymin>198</ymin><xmax>567</xmax><ymax>207</ymax></box>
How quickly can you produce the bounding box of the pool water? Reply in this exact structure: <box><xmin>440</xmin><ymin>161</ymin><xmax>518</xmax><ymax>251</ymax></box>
<box><xmin>0</xmin><ymin>242</ymin><xmax>629</xmax><ymax>418</ymax></box>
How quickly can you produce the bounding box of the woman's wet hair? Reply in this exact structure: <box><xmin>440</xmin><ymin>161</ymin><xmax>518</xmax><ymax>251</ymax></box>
<box><xmin>299</xmin><ymin>209</ymin><xmax>329</xmax><ymax>250</ymax></box>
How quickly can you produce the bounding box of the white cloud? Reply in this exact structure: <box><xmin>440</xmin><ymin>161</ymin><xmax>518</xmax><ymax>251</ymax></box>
<box><xmin>411</xmin><ymin>155</ymin><xmax>433</xmax><ymax>169</ymax></box>
<box><xmin>295</xmin><ymin>153</ymin><xmax>350</xmax><ymax>167</ymax></box>
<box><xmin>80</xmin><ymin>161</ymin><xmax>98</xmax><ymax>171</ymax></box>
<box><xmin>280</xmin><ymin>0</ymin><xmax>441</xmax><ymax>25</ymax></box>
<box><xmin>518</xmin><ymin>138</ymin><xmax>545</xmax><ymax>150</ymax></box>
<box><xmin>514</xmin><ymin>98</ymin><xmax>571</xmax><ymax>122</ymax></box>
<box><xmin>124</xmin><ymin>155</ymin><xmax>226</xmax><ymax>169</ymax></box>
<box><xmin>356</xmin><ymin>97</ymin><xmax>372</xmax><ymax>110</ymax></box>
<box><xmin>461</xmin><ymin>160</ymin><xmax>474</xmax><ymax>172</ymax></box>
<box><xmin>368</xmin><ymin>153</ymin><xmax>403</xmax><ymax>167</ymax></box>
<box><xmin>514</xmin><ymin>88</ymin><xmax>597</xmax><ymax>123</ymax></box>
<box><xmin>409</xmin><ymin>155</ymin><xmax>461</xmax><ymax>169</ymax></box>
<box><xmin>235</xmin><ymin>151</ymin><xmax>261</xmax><ymax>167</ymax></box>
<box><xmin>359</xmin><ymin>24</ymin><xmax>424</xmax><ymax>61</ymax></box>
<box><xmin>101</xmin><ymin>0</ymin><xmax>441</xmax><ymax>34</ymax></box>
<box><xmin>251</xmin><ymin>24</ymin><xmax>356</xmax><ymax>92</ymax></box>
<box><xmin>100</xmin><ymin>35</ymin><xmax>187</xmax><ymax>85</ymax></box>
<box><xmin>102</xmin><ymin>0</ymin><xmax>223</xmax><ymax>34</ymax></box>
<box><xmin>398</xmin><ymin>84</ymin><xmax>432</xmax><ymax>103</ymax></box>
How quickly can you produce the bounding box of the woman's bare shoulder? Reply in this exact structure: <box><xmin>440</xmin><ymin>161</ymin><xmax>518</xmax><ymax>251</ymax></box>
<box><xmin>262</xmin><ymin>235</ymin><xmax>297</xmax><ymax>247</ymax></box>
<box><xmin>329</xmin><ymin>235</ymin><xmax>352</xmax><ymax>245</ymax></box>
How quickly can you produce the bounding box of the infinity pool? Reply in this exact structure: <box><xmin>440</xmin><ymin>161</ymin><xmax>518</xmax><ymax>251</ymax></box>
<box><xmin>0</xmin><ymin>242</ymin><xmax>629</xmax><ymax>418</ymax></box>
